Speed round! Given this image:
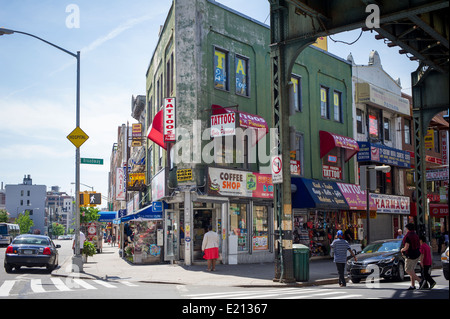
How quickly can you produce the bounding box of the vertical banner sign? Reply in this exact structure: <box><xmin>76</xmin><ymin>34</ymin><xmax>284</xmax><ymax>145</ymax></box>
<box><xmin>116</xmin><ymin>167</ymin><xmax>125</xmax><ymax>200</ymax></box>
<box><xmin>164</xmin><ymin>98</ymin><xmax>176</xmax><ymax>142</ymax></box>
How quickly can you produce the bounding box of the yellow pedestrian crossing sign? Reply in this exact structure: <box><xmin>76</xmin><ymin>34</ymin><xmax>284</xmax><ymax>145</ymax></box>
<box><xmin>67</xmin><ymin>127</ymin><xmax>89</xmax><ymax>148</ymax></box>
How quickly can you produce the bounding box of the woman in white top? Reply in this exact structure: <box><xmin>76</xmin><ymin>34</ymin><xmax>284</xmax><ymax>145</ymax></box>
<box><xmin>202</xmin><ymin>225</ymin><xmax>220</xmax><ymax>271</ymax></box>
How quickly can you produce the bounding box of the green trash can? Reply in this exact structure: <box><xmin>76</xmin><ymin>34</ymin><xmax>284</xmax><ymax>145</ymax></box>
<box><xmin>293</xmin><ymin>244</ymin><xmax>309</xmax><ymax>281</ymax></box>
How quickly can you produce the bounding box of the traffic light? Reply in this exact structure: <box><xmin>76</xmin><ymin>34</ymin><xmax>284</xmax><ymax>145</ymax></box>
<box><xmin>79</xmin><ymin>192</ymin><xmax>90</xmax><ymax>207</ymax></box>
<box><xmin>88</xmin><ymin>193</ymin><xmax>101</xmax><ymax>206</ymax></box>
<box><xmin>78</xmin><ymin>192</ymin><xmax>101</xmax><ymax>207</ymax></box>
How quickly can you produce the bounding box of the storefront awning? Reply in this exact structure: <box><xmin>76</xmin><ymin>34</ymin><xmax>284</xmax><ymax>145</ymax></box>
<box><xmin>147</xmin><ymin>110</ymin><xmax>166</xmax><ymax>150</ymax></box>
<box><xmin>211</xmin><ymin>104</ymin><xmax>268</xmax><ymax>144</ymax></box>
<box><xmin>336</xmin><ymin>183</ymin><xmax>376</xmax><ymax>211</ymax></box>
<box><xmin>291</xmin><ymin>177</ymin><xmax>349</xmax><ymax>210</ymax></box>
<box><xmin>319</xmin><ymin>131</ymin><xmax>359</xmax><ymax>162</ymax></box>
<box><xmin>98</xmin><ymin>211</ymin><xmax>117</xmax><ymax>222</ymax></box>
<box><xmin>121</xmin><ymin>202</ymin><xmax>166</xmax><ymax>222</ymax></box>
<box><xmin>430</xmin><ymin>204</ymin><xmax>449</xmax><ymax>218</ymax></box>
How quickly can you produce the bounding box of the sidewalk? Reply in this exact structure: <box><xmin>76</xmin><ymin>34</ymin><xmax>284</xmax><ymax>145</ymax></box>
<box><xmin>52</xmin><ymin>245</ymin><xmax>444</xmax><ymax>287</ymax></box>
<box><xmin>52</xmin><ymin>245</ymin><xmax>340</xmax><ymax>287</ymax></box>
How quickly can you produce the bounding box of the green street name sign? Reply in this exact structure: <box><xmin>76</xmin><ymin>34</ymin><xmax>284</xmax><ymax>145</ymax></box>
<box><xmin>81</xmin><ymin>158</ymin><xmax>103</xmax><ymax>165</ymax></box>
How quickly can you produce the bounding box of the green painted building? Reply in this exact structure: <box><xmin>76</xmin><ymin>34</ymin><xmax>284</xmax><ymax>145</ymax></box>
<box><xmin>142</xmin><ymin>0</ymin><xmax>356</xmax><ymax>264</ymax></box>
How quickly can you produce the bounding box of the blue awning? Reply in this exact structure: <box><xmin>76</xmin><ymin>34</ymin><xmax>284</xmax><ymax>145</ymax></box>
<box><xmin>121</xmin><ymin>202</ymin><xmax>166</xmax><ymax>222</ymax></box>
<box><xmin>98</xmin><ymin>211</ymin><xmax>117</xmax><ymax>222</ymax></box>
<box><xmin>291</xmin><ymin>178</ymin><xmax>349</xmax><ymax>210</ymax></box>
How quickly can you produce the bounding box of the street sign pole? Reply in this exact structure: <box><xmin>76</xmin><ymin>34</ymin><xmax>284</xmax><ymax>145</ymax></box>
<box><xmin>73</xmin><ymin>51</ymin><xmax>83</xmax><ymax>273</ymax></box>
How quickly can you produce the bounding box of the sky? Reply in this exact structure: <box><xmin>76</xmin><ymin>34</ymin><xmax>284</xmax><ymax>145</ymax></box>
<box><xmin>0</xmin><ymin>0</ymin><xmax>419</xmax><ymax>208</ymax></box>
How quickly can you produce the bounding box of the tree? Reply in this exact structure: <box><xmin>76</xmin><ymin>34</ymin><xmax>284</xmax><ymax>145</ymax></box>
<box><xmin>52</xmin><ymin>222</ymin><xmax>65</xmax><ymax>237</ymax></box>
<box><xmin>80</xmin><ymin>207</ymin><xmax>100</xmax><ymax>223</ymax></box>
<box><xmin>16</xmin><ymin>211</ymin><xmax>34</xmax><ymax>234</ymax></box>
<box><xmin>0</xmin><ymin>209</ymin><xmax>9</xmax><ymax>223</ymax></box>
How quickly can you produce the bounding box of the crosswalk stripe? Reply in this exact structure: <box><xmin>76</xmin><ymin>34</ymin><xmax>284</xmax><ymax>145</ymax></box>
<box><xmin>30</xmin><ymin>279</ymin><xmax>46</xmax><ymax>293</ymax></box>
<box><xmin>120</xmin><ymin>281</ymin><xmax>138</xmax><ymax>287</ymax></box>
<box><xmin>0</xmin><ymin>281</ymin><xmax>15</xmax><ymax>297</ymax></box>
<box><xmin>73</xmin><ymin>279</ymin><xmax>97</xmax><ymax>290</ymax></box>
<box><xmin>186</xmin><ymin>288</ymin><xmax>300</xmax><ymax>298</ymax></box>
<box><xmin>51</xmin><ymin>278</ymin><xmax>72</xmax><ymax>291</ymax></box>
<box><xmin>93</xmin><ymin>280</ymin><xmax>117</xmax><ymax>288</ymax></box>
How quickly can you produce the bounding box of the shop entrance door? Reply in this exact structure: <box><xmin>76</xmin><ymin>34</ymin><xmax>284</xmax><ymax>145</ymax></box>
<box><xmin>164</xmin><ymin>210</ymin><xmax>179</xmax><ymax>261</ymax></box>
<box><xmin>193</xmin><ymin>209</ymin><xmax>214</xmax><ymax>261</ymax></box>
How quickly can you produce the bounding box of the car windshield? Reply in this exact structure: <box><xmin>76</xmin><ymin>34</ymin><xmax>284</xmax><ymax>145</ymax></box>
<box><xmin>361</xmin><ymin>241</ymin><xmax>401</xmax><ymax>254</ymax></box>
<box><xmin>0</xmin><ymin>225</ymin><xmax>7</xmax><ymax>235</ymax></box>
<box><xmin>12</xmin><ymin>237</ymin><xmax>50</xmax><ymax>246</ymax></box>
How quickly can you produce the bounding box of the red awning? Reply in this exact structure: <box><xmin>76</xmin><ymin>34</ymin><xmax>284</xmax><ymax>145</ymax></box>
<box><xmin>319</xmin><ymin>130</ymin><xmax>359</xmax><ymax>162</ymax></box>
<box><xmin>147</xmin><ymin>110</ymin><xmax>166</xmax><ymax>149</ymax></box>
<box><xmin>430</xmin><ymin>203</ymin><xmax>449</xmax><ymax>218</ymax></box>
<box><xmin>211</xmin><ymin>104</ymin><xmax>268</xmax><ymax>144</ymax></box>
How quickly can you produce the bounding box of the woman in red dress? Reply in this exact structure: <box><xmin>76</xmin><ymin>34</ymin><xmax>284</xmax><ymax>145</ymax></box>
<box><xmin>202</xmin><ymin>225</ymin><xmax>220</xmax><ymax>271</ymax></box>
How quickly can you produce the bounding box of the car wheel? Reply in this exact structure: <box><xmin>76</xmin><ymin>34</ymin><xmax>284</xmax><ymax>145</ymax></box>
<box><xmin>4</xmin><ymin>263</ymin><xmax>14</xmax><ymax>273</ymax></box>
<box><xmin>395</xmin><ymin>262</ymin><xmax>405</xmax><ymax>282</ymax></box>
<box><xmin>350</xmin><ymin>278</ymin><xmax>361</xmax><ymax>283</ymax></box>
<box><xmin>444</xmin><ymin>270</ymin><xmax>449</xmax><ymax>280</ymax></box>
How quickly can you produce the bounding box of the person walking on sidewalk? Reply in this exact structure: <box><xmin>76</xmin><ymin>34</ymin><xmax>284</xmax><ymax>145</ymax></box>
<box><xmin>400</xmin><ymin>223</ymin><xmax>423</xmax><ymax>290</ymax></box>
<box><xmin>202</xmin><ymin>225</ymin><xmax>220</xmax><ymax>271</ymax></box>
<box><xmin>331</xmin><ymin>230</ymin><xmax>357</xmax><ymax>287</ymax></box>
<box><xmin>419</xmin><ymin>235</ymin><xmax>436</xmax><ymax>290</ymax></box>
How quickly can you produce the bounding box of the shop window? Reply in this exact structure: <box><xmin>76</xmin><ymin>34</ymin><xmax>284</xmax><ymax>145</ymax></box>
<box><xmin>404</xmin><ymin>119</ymin><xmax>412</xmax><ymax>144</ymax></box>
<box><xmin>356</xmin><ymin>109</ymin><xmax>364</xmax><ymax>134</ymax></box>
<box><xmin>166</xmin><ymin>52</ymin><xmax>174</xmax><ymax>97</ymax></box>
<box><xmin>214</xmin><ymin>132</ymin><xmax>253</xmax><ymax>169</ymax></box>
<box><xmin>230</xmin><ymin>203</ymin><xmax>248</xmax><ymax>251</ymax></box>
<box><xmin>320</xmin><ymin>86</ymin><xmax>329</xmax><ymax>119</ymax></box>
<box><xmin>368</xmin><ymin>110</ymin><xmax>380</xmax><ymax>140</ymax></box>
<box><xmin>322</xmin><ymin>148</ymin><xmax>343</xmax><ymax>180</ymax></box>
<box><xmin>214</xmin><ymin>47</ymin><xmax>228</xmax><ymax>91</ymax></box>
<box><xmin>291</xmin><ymin>75</ymin><xmax>302</xmax><ymax>112</ymax></box>
<box><xmin>235</xmin><ymin>55</ymin><xmax>249</xmax><ymax>97</ymax></box>
<box><xmin>333</xmin><ymin>91</ymin><xmax>342</xmax><ymax>123</ymax></box>
<box><xmin>383</xmin><ymin>117</ymin><xmax>391</xmax><ymax>141</ymax></box>
<box><xmin>253</xmin><ymin>206</ymin><xmax>269</xmax><ymax>251</ymax></box>
<box><xmin>291</xmin><ymin>131</ymin><xmax>304</xmax><ymax>176</ymax></box>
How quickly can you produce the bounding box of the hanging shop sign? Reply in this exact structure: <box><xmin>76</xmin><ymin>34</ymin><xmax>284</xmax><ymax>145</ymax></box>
<box><xmin>207</xmin><ymin>167</ymin><xmax>273</xmax><ymax>199</ymax></box>
<box><xmin>357</xmin><ymin>142</ymin><xmax>411</xmax><ymax>168</ymax></box>
<box><xmin>426</xmin><ymin>168</ymin><xmax>449</xmax><ymax>181</ymax></box>
<box><xmin>211</xmin><ymin>113</ymin><xmax>236</xmax><ymax>137</ymax></box>
<box><xmin>370</xmin><ymin>193</ymin><xmax>410</xmax><ymax>215</ymax></box>
<box><xmin>163</xmin><ymin>98</ymin><xmax>176</xmax><ymax>142</ymax></box>
<box><xmin>116</xmin><ymin>167</ymin><xmax>126</xmax><ymax>201</ymax></box>
<box><xmin>322</xmin><ymin>165</ymin><xmax>342</xmax><ymax>180</ymax></box>
<box><xmin>177</xmin><ymin>168</ymin><xmax>193</xmax><ymax>182</ymax></box>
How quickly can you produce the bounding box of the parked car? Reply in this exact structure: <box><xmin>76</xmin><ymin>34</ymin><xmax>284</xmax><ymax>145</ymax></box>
<box><xmin>346</xmin><ymin>239</ymin><xmax>420</xmax><ymax>283</ymax></box>
<box><xmin>441</xmin><ymin>246</ymin><xmax>449</xmax><ymax>280</ymax></box>
<box><xmin>4</xmin><ymin>234</ymin><xmax>60</xmax><ymax>273</ymax></box>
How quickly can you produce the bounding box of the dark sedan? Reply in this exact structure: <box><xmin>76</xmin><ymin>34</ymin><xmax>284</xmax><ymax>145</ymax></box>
<box><xmin>4</xmin><ymin>234</ymin><xmax>60</xmax><ymax>273</ymax></box>
<box><xmin>346</xmin><ymin>239</ymin><xmax>420</xmax><ymax>283</ymax></box>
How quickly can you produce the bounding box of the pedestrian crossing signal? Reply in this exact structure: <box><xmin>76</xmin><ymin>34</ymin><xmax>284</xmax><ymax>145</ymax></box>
<box><xmin>79</xmin><ymin>191</ymin><xmax>101</xmax><ymax>207</ymax></box>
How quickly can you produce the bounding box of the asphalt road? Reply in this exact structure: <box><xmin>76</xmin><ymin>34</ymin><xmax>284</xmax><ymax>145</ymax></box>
<box><xmin>1</xmin><ymin>240</ymin><xmax>448</xmax><ymax>301</ymax></box>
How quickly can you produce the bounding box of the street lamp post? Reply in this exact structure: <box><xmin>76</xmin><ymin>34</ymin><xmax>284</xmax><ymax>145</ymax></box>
<box><xmin>1</xmin><ymin>28</ymin><xmax>83</xmax><ymax>271</ymax></box>
<box><xmin>361</xmin><ymin>165</ymin><xmax>391</xmax><ymax>244</ymax></box>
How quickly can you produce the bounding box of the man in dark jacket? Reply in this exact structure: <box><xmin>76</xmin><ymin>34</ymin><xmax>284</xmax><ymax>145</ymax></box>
<box><xmin>401</xmin><ymin>223</ymin><xmax>423</xmax><ymax>290</ymax></box>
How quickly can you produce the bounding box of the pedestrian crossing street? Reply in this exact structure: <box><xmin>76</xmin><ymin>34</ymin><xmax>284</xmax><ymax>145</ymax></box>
<box><xmin>0</xmin><ymin>277</ymin><xmax>139</xmax><ymax>297</ymax></box>
<box><xmin>181</xmin><ymin>287</ymin><xmax>364</xmax><ymax>300</ymax></box>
